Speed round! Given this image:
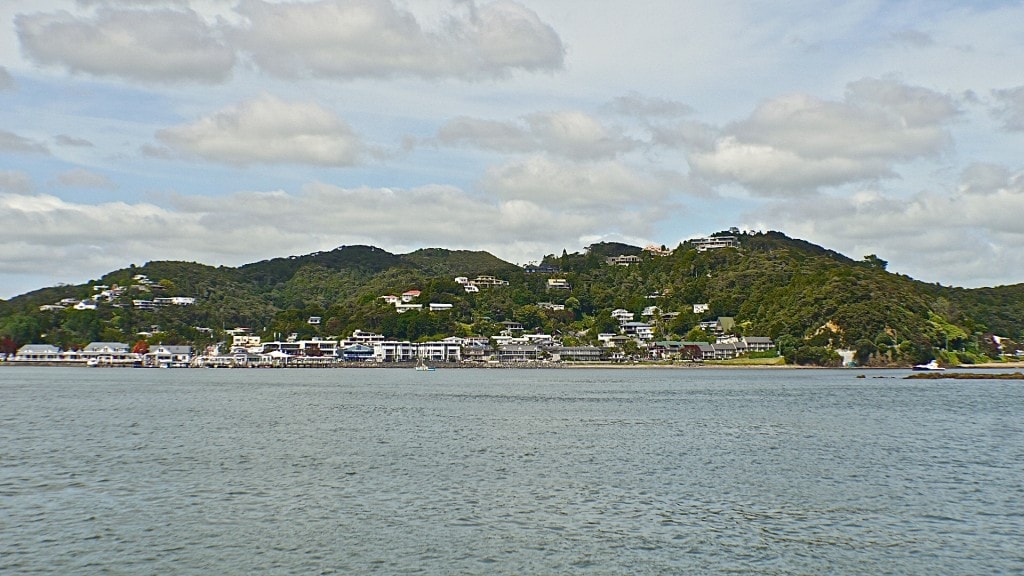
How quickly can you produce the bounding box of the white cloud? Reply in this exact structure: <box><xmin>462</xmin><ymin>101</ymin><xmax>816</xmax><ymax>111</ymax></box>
<box><xmin>76</xmin><ymin>0</ymin><xmax>188</xmax><ymax>6</ymax></box>
<box><xmin>0</xmin><ymin>178</ymin><xmax>665</xmax><ymax>296</ymax></box>
<box><xmin>747</xmin><ymin>164</ymin><xmax>1024</xmax><ymax>287</ymax></box>
<box><xmin>604</xmin><ymin>93</ymin><xmax>693</xmax><ymax>119</ymax></box>
<box><xmin>438</xmin><ymin>110</ymin><xmax>637</xmax><ymax>159</ymax></box>
<box><xmin>16</xmin><ymin>7</ymin><xmax>235</xmax><ymax>84</ymax></box>
<box><xmin>228</xmin><ymin>0</ymin><xmax>564</xmax><ymax>80</ymax></box>
<box><xmin>155</xmin><ymin>94</ymin><xmax>364</xmax><ymax>166</ymax></box>
<box><xmin>689</xmin><ymin>77</ymin><xmax>961</xmax><ymax>195</ymax></box>
<box><xmin>479</xmin><ymin>155</ymin><xmax>672</xmax><ymax>216</ymax></box>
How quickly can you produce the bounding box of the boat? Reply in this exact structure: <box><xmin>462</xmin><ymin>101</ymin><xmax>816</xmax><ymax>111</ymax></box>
<box><xmin>912</xmin><ymin>360</ymin><xmax>945</xmax><ymax>371</ymax></box>
<box><xmin>415</xmin><ymin>358</ymin><xmax>435</xmax><ymax>371</ymax></box>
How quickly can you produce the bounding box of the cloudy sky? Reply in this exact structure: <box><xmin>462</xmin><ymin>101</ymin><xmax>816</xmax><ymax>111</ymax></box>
<box><xmin>2</xmin><ymin>0</ymin><xmax>1024</xmax><ymax>298</ymax></box>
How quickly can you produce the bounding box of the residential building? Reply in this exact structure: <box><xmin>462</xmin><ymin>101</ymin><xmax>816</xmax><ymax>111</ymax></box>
<box><xmin>339</xmin><ymin>344</ymin><xmax>374</xmax><ymax>362</ymax></box>
<box><xmin>546</xmin><ymin>278</ymin><xmax>571</xmax><ymax>290</ymax></box>
<box><xmin>606</xmin><ymin>254</ymin><xmax>642</xmax><ymax>266</ymax></box>
<box><xmin>743</xmin><ymin>336</ymin><xmax>775</xmax><ymax>352</ymax></box>
<box><xmin>144</xmin><ymin>345</ymin><xmax>193</xmax><ymax>367</ymax></box>
<box><xmin>498</xmin><ymin>344</ymin><xmax>542</xmax><ymax>363</ymax></box>
<box><xmin>692</xmin><ymin>236</ymin><xmax>738</xmax><ymax>252</ymax></box>
<box><xmin>523</xmin><ymin>264</ymin><xmax>561</xmax><ymax>274</ymax></box>
<box><xmin>611</xmin><ymin>309</ymin><xmax>635</xmax><ymax>324</ymax></box>
<box><xmin>14</xmin><ymin>344</ymin><xmax>62</xmax><ymax>362</ymax></box>
<box><xmin>417</xmin><ymin>341</ymin><xmax>462</xmax><ymax>362</ymax></box>
<box><xmin>471</xmin><ymin>275</ymin><xmax>509</xmax><ymax>287</ymax></box>
<box><xmin>373</xmin><ymin>341</ymin><xmax>417</xmax><ymax>363</ymax></box>
<box><xmin>621</xmin><ymin>322</ymin><xmax>654</xmax><ymax>340</ymax></box>
<box><xmin>550</xmin><ymin>346</ymin><xmax>604</xmax><ymax>362</ymax></box>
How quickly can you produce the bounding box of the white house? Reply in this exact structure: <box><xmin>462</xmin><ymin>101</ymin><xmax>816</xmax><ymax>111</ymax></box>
<box><xmin>621</xmin><ymin>322</ymin><xmax>654</xmax><ymax>340</ymax></box>
<box><xmin>546</xmin><ymin>278</ymin><xmax>571</xmax><ymax>290</ymax></box>
<box><xmin>144</xmin><ymin>345</ymin><xmax>193</xmax><ymax>367</ymax></box>
<box><xmin>374</xmin><ymin>341</ymin><xmax>417</xmax><ymax>363</ymax></box>
<box><xmin>692</xmin><ymin>236</ymin><xmax>738</xmax><ymax>252</ymax></box>
<box><xmin>611</xmin><ymin>309</ymin><xmax>635</xmax><ymax>324</ymax></box>
<box><xmin>417</xmin><ymin>341</ymin><xmax>462</xmax><ymax>362</ymax></box>
<box><xmin>606</xmin><ymin>255</ymin><xmax>642</xmax><ymax>266</ymax></box>
<box><xmin>14</xmin><ymin>344</ymin><xmax>62</xmax><ymax>362</ymax></box>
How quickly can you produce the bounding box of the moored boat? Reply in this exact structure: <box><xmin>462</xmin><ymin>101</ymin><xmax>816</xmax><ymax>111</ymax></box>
<box><xmin>912</xmin><ymin>360</ymin><xmax>945</xmax><ymax>371</ymax></box>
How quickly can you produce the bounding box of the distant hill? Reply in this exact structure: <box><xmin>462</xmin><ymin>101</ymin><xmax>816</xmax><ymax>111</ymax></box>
<box><xmin>2</xmin><ymin>232</ymin><xmax>1022</xmax><ymax>366</ymax></box>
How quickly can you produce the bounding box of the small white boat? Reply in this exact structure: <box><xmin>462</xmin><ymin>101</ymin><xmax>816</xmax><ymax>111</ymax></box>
<box><xmin>415</xmin><ymin>359</ymin><xmax>435</xmax><ymax>371</ymax></box>
<box><xmin>912</xmin><ymin>360</ymin><xmax>945</xmax><ymax>371</ymax></box>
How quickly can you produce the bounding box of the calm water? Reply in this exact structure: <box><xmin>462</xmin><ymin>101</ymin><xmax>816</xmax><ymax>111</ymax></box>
<box><xmin>1</xmin><ymin>366</ymin><xmax>1022</xmax><ymax>575</ymax></box>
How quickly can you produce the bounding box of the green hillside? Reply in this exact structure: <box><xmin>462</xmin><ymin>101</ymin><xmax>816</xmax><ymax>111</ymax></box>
<box><xmin>2</xmin><ymin>232</ymin><xmax>1022</xmax><ymax>366</ymax></box>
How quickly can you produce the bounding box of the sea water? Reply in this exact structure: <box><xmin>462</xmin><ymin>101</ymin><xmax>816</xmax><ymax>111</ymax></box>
<box><xmin>2</xmin><ymin>366</ymin><xmax>1022</xmax><ymax>574</ymax></box>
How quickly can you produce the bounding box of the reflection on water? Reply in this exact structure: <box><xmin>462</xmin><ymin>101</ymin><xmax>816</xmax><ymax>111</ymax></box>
<box><xmin>2</xmin><ymin>367</ymin><xmax>1022</xmax><ymax>574</ymax></box>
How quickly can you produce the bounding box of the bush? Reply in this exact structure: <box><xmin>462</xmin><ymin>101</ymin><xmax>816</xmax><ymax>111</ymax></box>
<box><xmin>786</xmin><ymin>345</ymin><xmax>841</xmax><ymax>367</ymax></box>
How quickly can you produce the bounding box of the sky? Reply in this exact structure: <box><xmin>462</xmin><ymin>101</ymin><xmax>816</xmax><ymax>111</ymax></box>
<box><xmin>3</xmin><ymin>0</ymin><xmax>1024</xmax><ymax>299</ymax></box>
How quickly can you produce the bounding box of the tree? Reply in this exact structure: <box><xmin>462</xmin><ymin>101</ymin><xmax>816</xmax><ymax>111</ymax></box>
<box><xmin>863</xmin><ymin>254</ymin><xmax>888</xmax><ymax>270</ymax></box>
<box><xmin>0</xmin><ymin>336</ymin><xmax>17</xmax><ymax>356</ymax></box>
<box><xmin>854</xmin><ymin>339</ymin><xmax>877</xmax><ymax>365</ymax></box>
<box><xmin>132</xmin><ymin>340</ymin><xmax>150</xmax><ymax>354</ymax></box>
<box><xmin>684</xmin><ymin>326</ymin><xmax>715</xmax><ymax>344</ymax></box>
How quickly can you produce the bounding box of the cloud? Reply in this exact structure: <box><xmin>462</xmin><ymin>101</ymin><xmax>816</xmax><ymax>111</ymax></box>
<box><xmin>689</xmin><ymin>77</ymin><xmax>961</xmax><ymax>195</ymax></box>
<box><xmin>885</xmin><ymin>29</ymin><xmax>934</xmax><ymax>49</ymax></box>
<box><xmin>0</xmin><ymin>130</ymin><xmax>50</xmax><ymax>155</ymax></box>
<box><xmin>0</xmin><ymin>66</ymin><xmax>15</xmax><ymax>90</ymax></box>
<box><xmin>0</xmin><ymin>171</ymin><xmax>34</xmax><ymax>193</ymax></box>
<box><xmin>746</xmin><ymin>164</ymin><xmax>1024</xmax><ymax>288</ymax></box>
<box><xmin>155</xmin><ymin>94</ymin><xmax>364</xmax><ymax>166</ymax></box>
<box><xmin>228</xmin><ymin>0</ymin><xmax>564</xmax><ymax>80</ymax></box>
<box><xmin>991</xmin><ymin>86</ymin><xmax>1024</xmax><ymax>131</ymax></box>
<box><xmin>76</xmin><ymin>0</ymin><xmax>188</xmax><ymax>5</ymax></box>
<box><xmin>55</xmin><ymin>134</ymin><xmax>95</xmax><ymax>147</ymax></box>
<box><xmin>0</xmin><ymin>176</ymin><xmax>669</xmax><ymax>295</ymax></box>
<box><xmin>16</xmin><ymin>7</ymin><xmax>235</xmax><ymax>84</ymax></box>
<box><xmin>479</xmin><ymin>155</ymin><xmax>673</xmax><ymax>217</ymax></box>
<box><xmin>54</xmin><ymin>168</ymin><xmax>117</xmax><ymax>190</ymax></box>
<box><xmin>438</xmin><ymin>110</ymin><xmax>637</xmax><ymax>160</ymax></box>
<box><xmin>604</xmin><ymin>93</ymin><xmax>693</xmax><ymax>119</ymax></box>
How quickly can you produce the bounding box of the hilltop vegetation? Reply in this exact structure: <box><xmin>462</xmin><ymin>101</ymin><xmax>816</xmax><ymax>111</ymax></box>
<box><xmin>2</xmin><ymin>232</ymin><xmax>1022</xmax><ymax>366</ymax></box>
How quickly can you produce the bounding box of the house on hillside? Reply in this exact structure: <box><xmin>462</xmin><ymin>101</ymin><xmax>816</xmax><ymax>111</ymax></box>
<box><xmin>546</xmin><ymin>278</ymin><xmax>571</xmax><ymax>290</ymax></box>
<box><xmin>611</xmin><ymin>309</ymin><xmax>634</xmax><ymax>324</ymax></box>
<box><xmin>606</xmin><ymin>255</ymin><xmax>641</xmax><ymax>266</ymax></box>
<box><xmin>692</xmin><ymin>236</ymin><xmax>738</xmax><ymax>251</ymax></box>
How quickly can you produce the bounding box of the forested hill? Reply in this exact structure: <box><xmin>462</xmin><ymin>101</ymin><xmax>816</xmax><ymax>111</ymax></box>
<box><xmin>2</xmin><ymin>232</ymin><xmax>1022</xmax><ymax>365</ymax></box>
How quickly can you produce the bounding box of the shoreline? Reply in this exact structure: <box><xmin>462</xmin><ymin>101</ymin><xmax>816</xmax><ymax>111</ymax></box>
<box><xmin>5</xmin><ymin>359</ymin><xmax>1024</xmax><ymax>370</ymax></box>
